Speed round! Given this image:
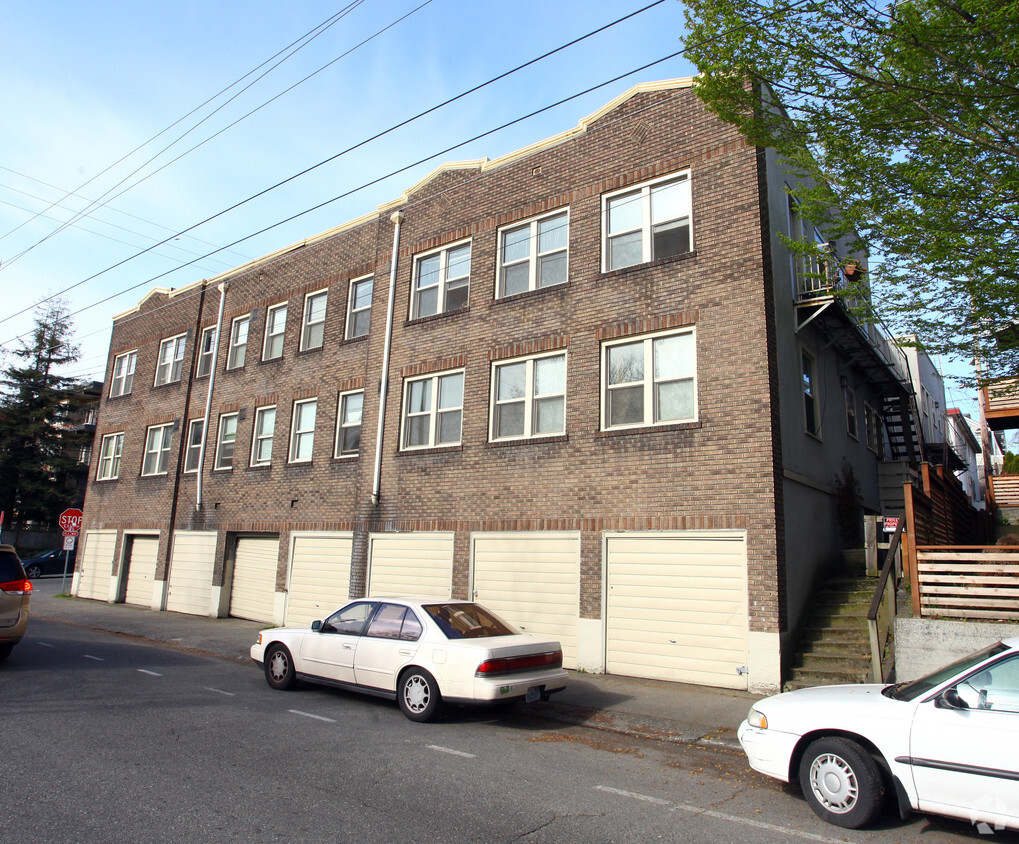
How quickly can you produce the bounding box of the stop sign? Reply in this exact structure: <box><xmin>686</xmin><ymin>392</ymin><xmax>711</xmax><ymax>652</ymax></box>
<box><xmin>59</xmin><ymin>508</ymin><xmax>83</xmax><ymax>535</ymax></box>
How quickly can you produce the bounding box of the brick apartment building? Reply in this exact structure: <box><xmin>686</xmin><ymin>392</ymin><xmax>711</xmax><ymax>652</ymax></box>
<box><xmin>75</xmin><ymin>79</ymin><xmax>911</xmax><ymax>693</ymax></box>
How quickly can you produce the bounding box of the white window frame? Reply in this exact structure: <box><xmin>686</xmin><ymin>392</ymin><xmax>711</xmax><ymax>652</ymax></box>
<box><xmin>346</xmin><ymin>276</ymin><xmax>373</xmax><ymax>339</ymax></box>
<box><xmin>490</xmin><ymin>351</ymin><xmax>567</xmax><ymax>441</ymax></box>
<box><xmin>601</xmin><ymin>328</ymin><xmax>697</xmax><ymax>431</ymax></box>
<box><xmin>802</xmin><ymin>348</ymin><xmax>821</xmax><ymax>439</ymax></box>
<box><xmin>335</xmin><ymin>390</ymin><xmax>364</xmax><ymax>458</ymax></box>
<box><xmin>262</xmin><ymin>302</ymin><xmax>287</xmax><ymax>361</ymax></box>
<box><xmin>602</xmin><ymin>173</ymin><xmax>692</xmax><ymax>272</ymax></box>
<box><xmin>401</xmin><ymin>370</ymin><xmax>464</xmax><ymax>450</ymax></box>
<box><xmin>214</xmin><ymin>413</ymin><xmax>239</xmax><ymax>471</ymax></box>
<box><xmin>844</xmin><ymin>385</ymin><xmax>858</xmax><ymax>440</ymax></box>
<box><xmin>110</xmin><ymin>350</ymin><xmax>137</xmax><ymax>397</ymax></box>
<box><xmin>141</xmin><ymin>423</ymin><xmax>173</xmax><ymax>477</ymax></box>
<box><xmin>289</xmin><ymin>398</ymin><xmax>317</xmax><ymax>463</ymax></box>
<box><xmin>96</xmin><ymin>432</ymin><xmax>124</xmax><ymax>480</ymax></box>
<box><xmin>300</xmin><ymin>289</ymin><xmax>328</xmax><ymax>351</ymax></box>
<box><xmin>196</xmin><ymin>326</ymin><xmax>216</xmax><ymax>378</ymax></box>
<box><xmin>154</xmin><ymin>333</ymin><xmax>187</xmax><ymax>386</ymax></box>
<box><xmin>183</xmin><ymin>419</ymin><xmax>204</xmax><ymax>474</ymax></box>
<box><xmin>226</xmin><ymin>315</ymin><xmax>250</xmax><ymax>370</ymax></box>
<box><xmin>250</xmin><ymin>405</ymin><xmax>276</xmax><ymax>467</ymax></box>
<box><xmin>497</xmin><ymin>211</ymin><xmax>569</xmax><ymax>298</ymax></box>
<box><xmin>410</xmin><ymin>241</ymin><xmax>471</xmax><ymax>320</ymax></box>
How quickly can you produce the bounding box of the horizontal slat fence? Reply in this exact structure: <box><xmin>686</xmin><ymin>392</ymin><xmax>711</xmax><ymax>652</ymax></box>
<box><xmin>916</xmin><ymin>547</ymin><xmax>1019</xmax><ymax>620</ymax></box>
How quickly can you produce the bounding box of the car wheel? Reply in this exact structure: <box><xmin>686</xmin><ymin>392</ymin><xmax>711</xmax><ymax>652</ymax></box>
<box><xmin>398</xmin><ymin>668</ymin><xmax>441</xmax><ymax>722</ymax></box>
<box><xmin>25</xmin><ymin>564</ymin><xmax>42</xmax><ymax>579</ymax></box>
<box><xmin>0</xmin><ymin>644</ymin><xmax>12</xmax><ymax>663</ymax></box>
<box><xmin>264</xmin><ymin>644</ymin><xmax>298</xmax><ymax>690</ymax></box>
<box><xmin>798</xmin><ymin>737</ymin><xmax>885</xmax><ymax>829</ymax></box>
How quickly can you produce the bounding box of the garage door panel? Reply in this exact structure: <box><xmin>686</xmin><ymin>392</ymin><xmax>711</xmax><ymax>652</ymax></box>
<box><xmin>230</xmin><ymin>536</ymin><xmax>279</xmax><ymax>622</ymax></box>
<box><xmin>78</xmin><ymin>530</ymin><xmax>116</xmax><ymax>600</ymax></box>
<box><xmin>606</xmin><ymin>533</ymin><xmax>748</xmax><ymax>689</ymax></box>
<box><xmin>368</xmin><ymin>533</ymin><xmax>453</xmax><ymax>599</ymax></box>
<box><xmin>123</xmin><ymin>536</ymin><xmax>158</xmax><ymax>607</ymax></box>
<box><xmin>285</xmin><ymin>534</ymin><xmax>352</xmax><ymax>627</ymax></box>
<box><xmin>166</xmin><ymin>531</ymin><xmax>217</xmax><ymax>616</ymax></box>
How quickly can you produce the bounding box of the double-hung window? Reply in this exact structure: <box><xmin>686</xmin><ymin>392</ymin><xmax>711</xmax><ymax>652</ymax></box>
<box><xmin>263</xmin><ymin>303</ymin><xmax>287</xmax><ymax>360</ymax></box>
<box><xmin>802</xmin><ymin>349</ymin><xmax>820</xmax><ymax>437</ymax></box>
<box><xmin>110</xmin><ymin>351</ymin><xmax>137</xmax><ymax>397</ymax></box>
<box><xmin>183</xmin><ymin>419</ymin><xmax>204</xmax><ymax>473</ymax></box>
<box><xmin>300</xmin><ymin>290</ymin><xmax>327</xmax><ymax>351</ymax></box>
<box><xmin>411</xmin><ymin>242</ymin><xmax>470</xmax><ymax>319</ymax></box>
<box><xmin>251</xmin><ymin>406</ymin><xmax>276</xmax><ymax>466</ymax></box>
<box><xmin>498</xmin><ymin>212</ymin><xmax>568</xmax><ymax>297</ymax></box>
<box><xmin>845</xmin><ymin>386</ymin><xmax>858</xmax><ymax>439</ymax></box>
<box><xmin>196</xmin><ymin>327</ymin><xmax>216</xmax><ymax>378</ymax></box>
<box><xmin>865</xmin><ymin>402</ymin><xmax>882</xmax><ymax>456</ymax></box>
<box><xmin>227</xmin><ymin>315</ymin><xmax>250</xmax><ymax>370</ymax></box>
<box><xmin>346</xmin><ymin>277</ymin><xmax>373</xmax><ymax>339</ymax></box>
<box><xmin>215</xmin><ymin>413</ymin><xmax>238</xmax><ymax>470</ymax></box>
<box><xmin>603</xmin><ymin>174</ymin><xmax>691</xmax><ymax>271</ymax></box>
<box><xmin>97</xmin><ymin>433</ymin><xmax>124</xmax><ymax>480</ymax></box>
<box><xmin>602</xmin><ymin>329</ymin><xmax>696</xmax><ymax>430</ymax></box>
<box><xmin>335</xmin><ymin>391</ymin><xmax>363</xmax><ymax>457</ymax></box>
<box><xmin>289</xmin><ymin>399</ymin><xmax>317</xmax><ymax>462</ymax></box>
<box><xmin>402</xmin><ymin>370</ymin><xmax>464</xmax><ymax>449</ymax></box>
<box><xmin>141</xmin><ymin>423</ymin><xmax>173</xmax><ymax>476</ymax></box>
<box><xmin>491</xmin><ymin>353</ymin><xmax>566</xmax><ymax>441</ymax></box>
<box><xmin>155</xmin><ymin>333</ymin><xmax>187</xmax><ymax>385</ymax></box>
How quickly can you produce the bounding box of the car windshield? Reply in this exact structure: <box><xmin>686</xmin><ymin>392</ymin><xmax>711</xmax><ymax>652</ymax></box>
<box><xmin>885</xmin><ymin>641</ymin><xmax>1011</xmax><ymax>701</ymax></box>
<box><xmin>423</xmin><ymin>602</ymin><xmax>516</xmax><ymax>639</ymax></box>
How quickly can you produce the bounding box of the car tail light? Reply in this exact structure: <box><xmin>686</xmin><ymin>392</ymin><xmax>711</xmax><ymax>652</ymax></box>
<box><xmin>0</xmin><ymin>578</ymin><xmax>33</xmax><ymax>595</ymax></box>
<box><xmin>476</xmin><ymin>650</ymin><xmax>563</xmax><ymax>676</ymax></box>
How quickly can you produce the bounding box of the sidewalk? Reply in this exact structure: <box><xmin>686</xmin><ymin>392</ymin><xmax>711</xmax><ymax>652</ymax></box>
<box><xmin>28</xmin><ymin>581</ymin><xmax>759</xmax><ymax>749</ymax></box>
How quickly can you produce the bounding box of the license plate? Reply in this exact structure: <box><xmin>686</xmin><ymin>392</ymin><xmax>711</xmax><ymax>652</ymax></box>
<box><xmin>525</xmin><ymin>686</ymin><xmax>541</xmax><ymax>703</ymax></box>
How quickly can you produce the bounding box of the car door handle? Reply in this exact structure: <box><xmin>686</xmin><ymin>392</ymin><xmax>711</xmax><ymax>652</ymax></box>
<box><xmin>399</xmin><ymin>649</ymin><xmax>413</xmax><ymax>655</ymax></box>
<box><xmin>342</xmin><ymin>643</ymin><xmax>354</xmax><ymax>650</ymax></box>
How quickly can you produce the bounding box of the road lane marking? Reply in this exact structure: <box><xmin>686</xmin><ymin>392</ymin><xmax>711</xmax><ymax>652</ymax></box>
<box><xmin>137</xmin><ymin>669</ymin><xmax>162</xmax><ymax>676</ymax></box>
<box><xmin>38</xmin><ymin>642</ymin><xmax>55</xmax><ymax>648</ymax></box>
<box><xmin>427</xmin><ymin>745</ymin><xmax>476</xmax><ymax>758</ymax></box>
<box><xmin>594</xmin><ymin>786</ymin><xmax>844</xmax><ymax>843</ymax></box>
<box><xmin>207</xmin><ymin>688</ymin><xmax>235</xmax><ymax>696</ymax></box>
<box><xmin>288</xmin><ymin>710</ymin><xmax>337</xmax><ymax>723</ymax></box>
<box><xmin>84</xmin><ymin>655</ymin><xmax>104</xmax><ymax>661</ymax></box>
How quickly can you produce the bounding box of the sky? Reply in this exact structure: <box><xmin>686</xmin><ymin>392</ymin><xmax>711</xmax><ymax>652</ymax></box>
<box><xmin>0</xmin><ymin>0</ymin><xmax>980</xmax><ymax>417</ymax></box>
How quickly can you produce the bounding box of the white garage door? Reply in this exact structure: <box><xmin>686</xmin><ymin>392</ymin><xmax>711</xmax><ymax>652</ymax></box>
<box><xmin>368</xmin><ymin>533</ymin><xmax>453</xmax><ymax>599</ymax></box>
<box><xmin>122</xmin><ymin>535</ymin><xmax>159</xmax><ymax>607</ymax></box>
<box><xmin>229</xmin><ymin>536</ymin><xmax>280</xmax><ymax>622</ymax></box>
<box><xmin>605</xmin><ymin>532</ymin><xmax>749</xmax><ymax>690</ymax></box>
<box><xmin>77</xmin><ymin>530</ymin><xmax>117</xmax><ymax>601</ymax></box>
<box><xmin>166</xmin><ymin>531</ymin><xmax>217</xmax><ymax>616</ymax></box>
<box><xmin>472</xmin><ymin>533</ymin><xmax>580</xmax><ymax>668</ymax></box>
<box><xmin>284</xmin><ymin>533</ymin><xmax>353</xmax><ymax>626</ymax></box>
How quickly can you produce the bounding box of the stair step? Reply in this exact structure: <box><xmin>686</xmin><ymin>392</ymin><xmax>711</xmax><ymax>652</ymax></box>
<box><xmin>796</xmin><ymin>652</ymin><xmax>871</xmax><ymax>672</ymax></box>
<box><xmin>801</xmin><ymin>639</ymin><xmax>869</xmax><ymax>655</ymax></box>
<box><xmin>785</xmin><ymin>666</ymin><xmax>871</xmax><ymax>688</ymax></box>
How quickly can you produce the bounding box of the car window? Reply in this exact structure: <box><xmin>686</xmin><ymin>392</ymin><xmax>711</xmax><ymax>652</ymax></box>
<box><xmin>956</xmin><ymin>655</ymin><xmax>1019</xmax><ymax>713</ymax></box>
<box><xmin>423</xmin><ymin>602</ymin><xmax>516</xmax><ymax>639</ymax></box>
<box><xmin>0</xmin><ymin>550</ymin><xmax>25</xmax><ymax>582</ymax></box>
<box><xmin>400</xmin><ymin>611</ymin><xmax>423</xmax><ymax>641</ymax></box>
<box><xmin>323</xmin><ymin>601</ymin><xmax>378</xmax><ymax>636</ymax></box>
<box><xmin>889</xmin><ymin>642</ymin><xmax>1010</xmax><ymax>701</ymax></box>
<box><xmin>366</xmin><ymin>604</ymin><xmax>408</xmax><ymax>640</ymax></box>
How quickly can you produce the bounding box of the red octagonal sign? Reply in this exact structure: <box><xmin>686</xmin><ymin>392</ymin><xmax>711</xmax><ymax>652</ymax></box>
<box><xmin>59</xmin><ymin>508</ymin><xmax>84</xmax><ymax>535</ymax></box>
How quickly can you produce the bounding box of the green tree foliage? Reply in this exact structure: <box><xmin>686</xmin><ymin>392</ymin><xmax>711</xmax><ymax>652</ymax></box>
<box><xmin>682</xmin><ymin>0</ymin><xmax>1019</xmax><ymax>382</ymax></box>
<box><xmin>1004</xmin><ymin>451</ymin><xmax>1019</xmax><ymax>474</ymax></box>
<box><xmin>0</xmin><ymin>301</ymin><xmax>88</xmax><ymax>528</ymax></box>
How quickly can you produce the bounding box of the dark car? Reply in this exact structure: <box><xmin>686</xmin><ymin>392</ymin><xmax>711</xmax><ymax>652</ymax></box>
<box><xmin>21</xmin><ymin>547</ymin><xmax>76</xmax><ymax>579</ymax></box>
<box><xmin>0</xmin><ymin>545</ymin><xmax>32</xmax><ymax>662</ymax></box>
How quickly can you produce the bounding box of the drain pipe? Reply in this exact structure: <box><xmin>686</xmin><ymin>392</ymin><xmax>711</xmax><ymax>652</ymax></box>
<box><xmin>196</xmin><ymin>280</ymin><xmax>228</xmax><ymax>511</ymax></box>
<box><xmin>371</xmin><ymin>211</ymin><xmax>404</xmax><ymax>507</ymax></box>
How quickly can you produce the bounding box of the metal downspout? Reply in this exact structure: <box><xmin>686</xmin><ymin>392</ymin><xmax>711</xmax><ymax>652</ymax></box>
<box><xmin>372</xmin><ymin>211</ymin><xmax>404</xmax><ymax>507</ymax></box>
<box><xmin>196</xmin><ymin>281</ymin><xmax>228</xmax><ymax>510</ymax></box>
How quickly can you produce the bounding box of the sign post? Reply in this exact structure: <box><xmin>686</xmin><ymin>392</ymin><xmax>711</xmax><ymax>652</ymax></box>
<box><xmin>58</xmin><ymin>508</ymin><xmax>83</xmax><ymax>595</ymax></box>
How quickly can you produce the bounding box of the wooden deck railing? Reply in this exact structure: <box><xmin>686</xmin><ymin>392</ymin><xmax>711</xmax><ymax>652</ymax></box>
<box><xmin>913</xmin><ymin>546</ymin><xmax>1019</xmax><ymax>620</ymax></box>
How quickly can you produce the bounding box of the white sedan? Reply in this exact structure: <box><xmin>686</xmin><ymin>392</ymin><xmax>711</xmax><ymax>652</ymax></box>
<box><xmin>739</xmin><ymin>637</ymin><xmax>1019</xmax><ymax>831</ymax></box>
<box><xmin>250</xmin><ymin>598</ymin><xmax>568</xmax><ymax>721</ymax></box>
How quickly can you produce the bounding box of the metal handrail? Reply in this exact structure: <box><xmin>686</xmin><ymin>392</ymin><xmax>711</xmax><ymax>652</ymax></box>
<box><xmin>867</xmin><ymin>514</ymin><xmax>905</xmax><ymax>682</ymax></box>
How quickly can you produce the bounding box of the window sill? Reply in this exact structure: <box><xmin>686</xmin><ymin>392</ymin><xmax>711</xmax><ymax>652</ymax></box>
<box><xmin>406</xmin><ymin>305</ymin><xmax>470</xmax><ymax>327</ymax></box>
<box><xmin>107</xmin><ymin>392</ymin><xmax>133</xmax><ymax>400</ymax></box>
<box><xmin>486</xmin><ymin>434</ymin><xmax>568</xmax><ymax>449</ymax></box>
<box><xmin>94</xmin><ymin>477</ymin><xmax>119</xmax><ymax>483</ymax></box>
<box><xmin>152</xmin><ymin>380</ymin><xmax>183</xmax><ymax>390</ymax></box>
<box><xmin>296</xmin><ymin>346</ymin><xmax>324</xmax><ymax>357</ymax></box>
<box><xmin>598</xmin><ymin>420</ymin><xmax>701</xmax><ymax>438</ymax></box>
<box><xmin>339</xmin><ymin>335</ymin><xmax>368</xmax><ymax>347</ymax></box>
<box><xmin>598</xmin><ymin>250</ymin><xmax>697</xmax><ymax>280</ymax></box>
<box><xmin>246</xmin><ymin>463</ymin><xmax>272</xmax><ymax>471</ymax></box>
<box><xmin>139</xmin><ymin>473</ymin><xmax>169</xmax><ymax>480</ymax></box>
<box><xmin>332</xmin><ymin>454</ymin><xmax>359</xmax><ymax>462</ymax></box>
<box><xmin>493</xmin><ymin>282</ymin><xmax>570</xmax><ymax>306</ymax></box>
<box><xmin>397</xmin><ymin>444</ymin><xmax>463</xmax><ymax>456</ymax></box>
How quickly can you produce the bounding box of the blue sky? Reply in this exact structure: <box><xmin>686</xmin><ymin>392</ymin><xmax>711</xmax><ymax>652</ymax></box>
<box><xmin>0</xmin><ymin>0</ymin><xmax>978</xmax><ymax>417</ymax></box>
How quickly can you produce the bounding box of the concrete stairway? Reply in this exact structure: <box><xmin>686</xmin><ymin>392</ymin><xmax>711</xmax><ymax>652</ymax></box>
<box><xmin>784</xmin><ymin>575</ymin><xmax>878</xmax><ymax>691</ymax></box>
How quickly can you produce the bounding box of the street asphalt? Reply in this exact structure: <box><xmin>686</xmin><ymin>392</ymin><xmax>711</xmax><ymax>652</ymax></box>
<box><xmin>26</xmin><ymin>578</ymin><xmax>761</xmax><ymax>750</ymax></box>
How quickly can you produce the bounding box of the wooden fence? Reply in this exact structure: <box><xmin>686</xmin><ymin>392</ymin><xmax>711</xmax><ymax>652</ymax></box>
<box><xmin>912</xmin><ymin>547</ymin><xmax>1019</xmax><ymax>620</ymax></box>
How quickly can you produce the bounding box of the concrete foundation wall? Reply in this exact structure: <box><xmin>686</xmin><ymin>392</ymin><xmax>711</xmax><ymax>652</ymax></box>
<box><xmin>895</xmin><ymin>617</ymin><xmax>1019</xmax><ymax>680</ymax></box>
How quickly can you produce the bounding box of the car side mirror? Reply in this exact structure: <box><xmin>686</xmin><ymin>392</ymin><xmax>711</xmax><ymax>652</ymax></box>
<box><xmin>311</xmin><ymin>620</ymin><xmax>322</xmax><ymax>632</ymax></box>
<box><xmin>937</xmin><ymin>687</ymin><xmax>969</xmax><ymax>710</ymax></box>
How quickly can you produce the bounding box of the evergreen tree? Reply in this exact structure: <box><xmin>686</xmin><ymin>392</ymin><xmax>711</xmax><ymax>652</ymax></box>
<box><xmin>0</xmin><ymin>301</ymin><xmax>88</xmax><ymax>530</ymax></box>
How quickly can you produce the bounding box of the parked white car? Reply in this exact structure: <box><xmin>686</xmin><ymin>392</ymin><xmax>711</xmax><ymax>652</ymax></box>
<box><xmin>251</xmin><ymin>598</ymin><xmax>568</xmax><ymax>721</ymax></box>
<box><xmin>738</xmin><ymin>638</ymin><xmax>1019</xmax><ymax>831</ymax></box>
